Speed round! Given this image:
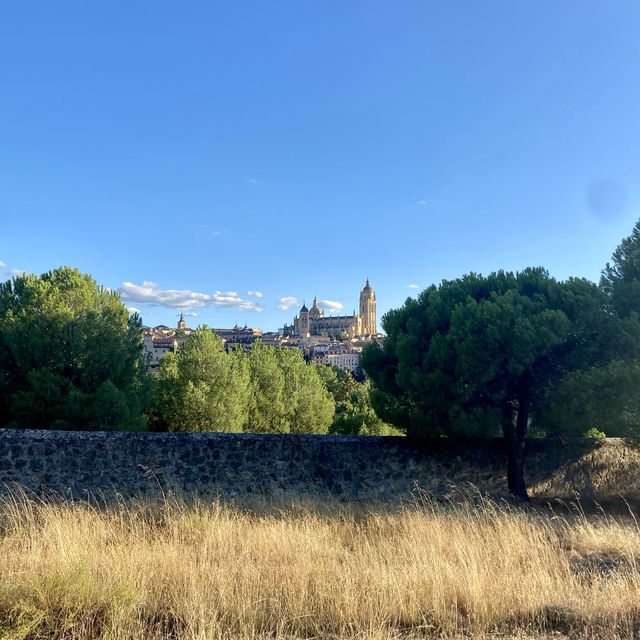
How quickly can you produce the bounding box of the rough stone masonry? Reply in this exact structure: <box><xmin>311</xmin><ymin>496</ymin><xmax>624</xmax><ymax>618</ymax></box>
<box><xmin>1</xmin><ymin>429</ymin><xmax>639</xmax><ymax>502</ymax></box>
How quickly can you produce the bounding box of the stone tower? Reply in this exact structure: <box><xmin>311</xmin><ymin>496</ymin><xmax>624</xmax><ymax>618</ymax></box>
<box><xmin>359</xmin><ymin>279</ymin><xmax>377</xmax><ymax>334</ymax></box>
<box><xmin>298</xmin><ymin>301</ymin><xmax>310</xmax><ymax>337</ymax></box>
<box><xmin>177</xmin><ymin>312</ymin><xmax>187</xmax><ymax>331</ymax></box>
<box><xmin>309</xmin><ymin>296</ymin><xmax>323</xmax><ymax>320</ymax></box>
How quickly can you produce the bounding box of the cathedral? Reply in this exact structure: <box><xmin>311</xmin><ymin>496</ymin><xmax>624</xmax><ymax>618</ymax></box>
<box><xmin>282</xmin><ymin>279</ymin><xmax>377</xmax><ymax>339</ymax></box>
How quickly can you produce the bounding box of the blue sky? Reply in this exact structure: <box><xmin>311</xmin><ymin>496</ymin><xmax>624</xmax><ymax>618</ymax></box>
<box><xmin>1</xmin><ymin>2</ymin><xmax>639</xmax><ymax>331</ymax></box>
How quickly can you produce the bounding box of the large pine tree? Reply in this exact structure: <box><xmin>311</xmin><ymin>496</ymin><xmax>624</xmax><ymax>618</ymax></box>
<box><xmin>0</xmin><ymin>267</ymin><xmax>149</xmax><ymax>430</ymax></box>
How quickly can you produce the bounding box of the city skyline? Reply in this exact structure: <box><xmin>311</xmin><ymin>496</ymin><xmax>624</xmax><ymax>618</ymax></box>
<box><xmin>2</xmin><ymin>2</ymin><xmax>639</xmax><ymax>331</ymax></box>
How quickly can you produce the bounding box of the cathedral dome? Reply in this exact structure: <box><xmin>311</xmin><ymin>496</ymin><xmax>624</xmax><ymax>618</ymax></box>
<box><xmin>361</xmin><ymin>278</ymin><xmax>375</xmax><ymax>297</ymax></box>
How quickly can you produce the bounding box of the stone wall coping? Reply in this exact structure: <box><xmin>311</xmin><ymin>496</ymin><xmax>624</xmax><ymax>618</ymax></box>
<box><xmin>0</xmin><ymin>428</ymin><xmax>625</xmax><ymax>448</ymax></box>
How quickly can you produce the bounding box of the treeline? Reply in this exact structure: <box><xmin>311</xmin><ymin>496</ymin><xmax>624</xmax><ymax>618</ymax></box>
<box><xmin>1</xmin><ymin>218</ymin><xmax>638</xmax><ymax>493</ymax></box>
<box><xmin>0</xmin><ymin>269</ymin><xmax>389</xmax><ymax>435</ymax></box>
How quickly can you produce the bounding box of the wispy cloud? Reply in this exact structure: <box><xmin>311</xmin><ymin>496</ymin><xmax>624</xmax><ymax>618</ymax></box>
<box><xmin>197</xmin><ymin>224</ymin><xmax>226</xmax><ymax>237</ymax></box>
<box><xmin>406</xmin><ymin>284</ymin><xmax>420</xmax><ymax>289</ymax></box>
<box><xmin>247</xmin><ymin>290</ymin><xmax>263</xmax><ymax>298</ymax></box>
<box><xmin>118</xmin><ymin>281</ymin><xmax>263</xmax><ymax>312</ymax></box>
<box><xmin>416</xmin><ymin>200</ymin><xmax>427</xmax><ymax>206</ymax></box>
<box><xmin>126</xmin><ymin>306</ymin><xmax>141</xmax><ymax>314</ymax></box>
<box><xmin>245</xmin><ymin>176</ymin><xmax>259</xmax><ymax>187</ymax></box>
<box><xmin>0</xmin><ymin>260</ymin><xmax>5</xmax><ymax>268</ymax></box>
<box><xmin>318</xmin><ymin>299</ymin><xmax>344</xmax><ymax>311</ymax></box>
<box><xmin>277</xmin><ymin>296</ymin><xmax>299</xmax><ymax>311</ymax></box>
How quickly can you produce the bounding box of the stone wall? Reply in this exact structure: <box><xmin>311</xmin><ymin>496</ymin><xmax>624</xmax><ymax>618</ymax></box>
<box><xmin>1</xmin><ymin>429</ymin><xmax>639</xmax><ymax>502</ymax></box>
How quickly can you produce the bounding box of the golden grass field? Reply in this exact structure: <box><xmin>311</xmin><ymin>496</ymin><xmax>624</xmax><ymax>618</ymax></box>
<box><xmin>1</xmin><ymin>489</ymin><xmax>639</xmax><ymax>639</ymax></box>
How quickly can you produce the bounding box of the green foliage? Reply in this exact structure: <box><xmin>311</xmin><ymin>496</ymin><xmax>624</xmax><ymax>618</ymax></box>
<box><xmin>362</xmin><ymin>267</ymin><xmax>637</xmax><ymax>498</ymax></box>
<box><xmin>275</xmin><ymin>348</ymin><xmax>335</xmax><ymax>434</ymax></box>
<box><xmin>149</xmin><ymin>329</ymin><xmax>249</xmax><ymax>433</ymax></box>
<box><xmin>601</xmin><ymin>218</ymin><xmax>640</xmax><ymax>318</ymax></box>
<box><xmin>150</xmin><ymin>339</ymin><xmax>334</xmax><ymax>434</ymax></box>
<box><xmin>245</xmin><ymin>341</ymin><xmax>287</xmax><ymax>433</ymax></box>
<box><xmin>0</xmin><ymin>267</ymin><xmax>149</xmax><ymax>430</ymax></box>
<box><xmin>584</xmin><ymin>427</ymin><xmax>606</xmax><ymax>439</ymax></box>
<box><xmin>363</xmin><ymin>268</ymin><xmax>634</xmax><ymax>438</ymax></box>
<box><xmin>317</xmin><ymin>365</ymin><xmax>401</xmax><ymax>436</ymax></box>
<box><xmin>543</xmin><ymin>359</ymin><xmax>640</xmax><ymax>437</ymax></box>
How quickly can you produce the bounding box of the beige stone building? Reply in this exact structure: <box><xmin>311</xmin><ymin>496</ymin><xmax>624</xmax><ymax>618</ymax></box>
<box><xmin>282</xmin><ymin>279</ymin><xmax>377</xmax><ymax>339</ymax></box>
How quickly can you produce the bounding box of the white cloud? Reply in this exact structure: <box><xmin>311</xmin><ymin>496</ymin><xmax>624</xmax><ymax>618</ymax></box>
<box><xmin>126</xmin><ymin>306</ymin><xmax>141</xmax><ymax>314</ymax></box>
<box><xmin>416</xmin><ymin>200</ymin><xmax>427</xmax><ymax>206</ymax></box>
<box><xmin>319</xmin><ymin>299</ymin><xmax>344</xmax><ymax>311</ymax></box>
<box><xmin>118</xmin><ymin>281</ymin><xmax>263</xmax><ymax>312</ymax></box>
<box><xmin>406</xmin><ymin>284</ymin><xmax>420</xmax><ymax>289</ymax></box>
<box><xmin>277</xmin><ymin>296</ymin><xmax>299</xmax><ymax>311</ymax></box>
<box><xmin>247</xmin><ymin>290</ymin><xmax>263</xmax><ymax>298</ymax></box>
<box><xmin>0</xmin><ymin>260</ymin><xmax>28</xmax><ymax>280</ymax></box>
<box><xmin>245</xmin><ymin>176</ymin><xmax>259</xmax><ymax>187</ymax></box>
<box><xmin>197</xmin><ymin>225</ymin><xmax>226</xmax><ymax>236</ymax></box>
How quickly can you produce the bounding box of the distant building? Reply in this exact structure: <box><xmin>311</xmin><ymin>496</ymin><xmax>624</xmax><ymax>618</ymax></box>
<box><xmin>282</xmin><ymin>279</ymin><xmax>377</xmax><ymax>339</ymax></box>
<box><xmin>310</xmin><ymin>342</ymin><xmax>363</xmax><ymax>372</ymax></box>
<box><xmin>212</xmin><ymin>325</ymin><xmax>263</xmax><ymax>349</ymax></box>
<box><xmin>142</xmin><ymin>313</ymin><xmax>264</xmax><ymax>369</ymax></box>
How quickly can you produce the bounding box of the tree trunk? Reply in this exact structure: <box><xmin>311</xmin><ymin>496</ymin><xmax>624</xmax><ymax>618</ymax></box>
<box><xmin>502</xmin><ymin>401</ymin><xmax>530</xmax><ymax>501</ymax></box>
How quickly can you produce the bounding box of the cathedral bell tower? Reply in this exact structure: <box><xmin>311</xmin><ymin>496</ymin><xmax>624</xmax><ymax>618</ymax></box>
<box><xmin>298</xmin><ymin>301</ymin><xmax>310</xmax><ymax>337</ymax></box>
<box><xmin>359</xmin><ymin>279</ymin><xmax>377</xmax><ymax>334</ymax></box>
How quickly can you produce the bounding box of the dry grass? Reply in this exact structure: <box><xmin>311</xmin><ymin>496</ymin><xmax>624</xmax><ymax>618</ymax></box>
<box><xmin>0</xmin><ymin>489</ymin><xmax>640</xmax><ymax>639</ymax></box>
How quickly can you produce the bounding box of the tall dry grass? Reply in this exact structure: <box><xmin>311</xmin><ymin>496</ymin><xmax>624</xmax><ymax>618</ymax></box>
<box><xmin>0</xmin><ymin>489</ymin><xmax>639</xmax><ymax>639</ymax></box>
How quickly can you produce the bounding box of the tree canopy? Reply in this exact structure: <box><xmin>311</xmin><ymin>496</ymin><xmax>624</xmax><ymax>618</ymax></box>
<box><xmin>317</xmin><ymin>365</ymin><xmax>401</xmax><ymax>436</ymax></box>
<box><xmin>601</xmin><ymin>218</ymin><xmax>640</xmax><ymax>318</ymax></box>
<box><xmin>149</xmin><ymin>329</ymin><xmax>249</xmax><ymax>433</ymax></box>
<box><xmin>149</xmin><ymin>338</ymin><xmax>335</xmax><ymax>434</ymax></box>
<box><xmin>0</xmin><ymin>267</ymin><xmax>149</xmax><ymax>430</ymax></box>
<box><xmin>544</xmin><ymin>218</ymin><xmax>640</xmax><ymax>437</ymax></box>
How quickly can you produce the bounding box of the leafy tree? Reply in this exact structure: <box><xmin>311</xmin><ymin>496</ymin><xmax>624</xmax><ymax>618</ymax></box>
<box><xmin>245</xmin><ymin>342</ymin><xmax>333</xmax><ymax>434</ymax></box>
<box><xmin>277</xmin><ymin>348</ymin><xmax>334</xmax><ymax>434</ymax></box>
<box><xmin>245</xmin><ymin>341</ymin><xmax>288</xmax><ymax>433</ymax></box>
<box><xmin>543</xmin><ymin>359</ymin><xmax>640</xmax><ymax>437</ymax></box>
<box><xmin>317</xmin><ymin>365</ymin><xmax>400</xmax><ymax>435</ymax></box>
<box><xmin>0</xmin><ymin>267</ymin><xmax>149</xmax><ymax>430</ymax></box>
<box><xmin>601</xmin><ymin>218</ymin><xmax>640</xmax><ymax>318</ymax></box>
<box><xmin>543</xmin><ymin>219</ymin><xmax>640</xmax><ymax>438</ymax></box>
<box><xmin>362</xmin><ymin>268</ymin><xmax>634</xmax><ymax>499</ymax></box>
<box><xmin>149</xmin><ymin>329</ymin><xmax>249</xmax><ymax>432</ymax></box>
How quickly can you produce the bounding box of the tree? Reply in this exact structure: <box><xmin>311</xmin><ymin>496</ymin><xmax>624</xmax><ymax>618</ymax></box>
<box><xmin>543</xmin><ymin>219</ymin><xmax>640</xmax><ymax>438</ymax></box>
<box><xmin>317</xmin><ymin>365</ymin><xmax>400</xmax><ymax>435</ymax></box>
<box><xmin>362</xmin><ymin>268</ymin><xmax>634</xmax><ymax>499</ymax></box>
<box><xmin>245</xmin><ymin>342</ymin><xmax>334</xmax><ymax>434</ymax></box>
<box><xmin>277</xmin><ymin>348</ymin><xmax>335</xmax><ymax>434</ymax></box>
<box><xmin>601</xmin><ymin>218</ymin><xmax>640</xmax><ymax>318</ymax></box>
<box><xmin>149</xmin><ymin>329</ymin><xmax>249</xmax><ymax>432</ymax></box>
<box><xmin>0</xmin><ymin>267</ymin><xmax>149</xmax><ymax>430</ymax></box>
<box><xmin>543</xmin><ymin>359</ymin><xmax>640</xmax><ymax>437</ymax></box>
<box><xmin>245</xmin><ymin>341</ymin><xmax>288</xmax><ymax>433</ymax></box>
